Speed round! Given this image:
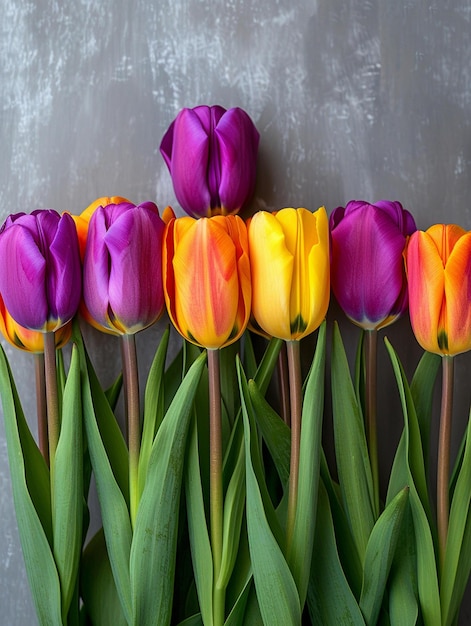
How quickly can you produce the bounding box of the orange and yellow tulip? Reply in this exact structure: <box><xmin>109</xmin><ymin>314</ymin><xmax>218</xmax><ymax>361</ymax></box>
<box><xmin>0</xmin><ymin>295</ymin><xmax>71</xmax><ymax>353</ymax></box>
<box><xmin>163</xmin><ymin>214</ymin><xmax>251</xmax><ymax>349</ymax></box>
<box><xmin>405</xmin><ymin>223</ymin><xmax>471</xmax><ymax>355</ymax></box>
<box><xmin>247</xmin><ymin>207</ymin><xmax>330</xmax><ymax>341</ymax></box>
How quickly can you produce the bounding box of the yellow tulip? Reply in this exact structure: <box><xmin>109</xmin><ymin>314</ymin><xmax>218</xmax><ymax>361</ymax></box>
<box><xmin>247</xmin><ymin>207</ymin><xmax>330</xmax><ymax>340</ymax></box>
<box><xmin>405</xmin><ymin>223</ymin><xmax>471</xmax><ymax>356</ymax></box>
<box><xmin>163</xmin><ymin>215</ymin><xmax>251</xmax><ymax>349</ymax></box>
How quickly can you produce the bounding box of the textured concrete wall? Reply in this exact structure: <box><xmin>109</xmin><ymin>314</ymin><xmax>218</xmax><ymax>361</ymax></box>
<box><xmin>1</xmin><ymin>1</ymin><xmax>471</xmax><ymax>622</ymax></box>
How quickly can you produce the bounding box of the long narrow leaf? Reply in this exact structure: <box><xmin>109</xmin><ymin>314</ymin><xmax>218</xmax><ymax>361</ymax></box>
<box><xmin>331</xmin><ymin>322</ymin><xmax>375</xmax><ymax>560</ymax></box>
<box><xmin>288</xmin><ymin>321</ymin><xmax>326</xmax><ymax>606</ymax></box>
<box><xmin>359</xmin><ymin>487</ymin><xmax>409</xmax><ymax>626</ymax></box>
<box><xmin>238</xmin><ymin>359</ymin><xmax>301</xmax><ymax>626</ymax></box>
<box><xmin>129</xmin><ymin>352</ymin><xmax>206</xmax><ymax>626</ymax></box>
<box><xmin>52</xmin><ymin>345</ymin><xmax>83</xmax><ymax>618</ymax></box>
<box><xmin>0</xmin><ymin>345</ymin><xmax>63</xmax><ymax>626</ymax></box>
<box><xmin>385</xmin><ymin>339</ymin><xmax>441</xmax><ymax>626</ymax></box>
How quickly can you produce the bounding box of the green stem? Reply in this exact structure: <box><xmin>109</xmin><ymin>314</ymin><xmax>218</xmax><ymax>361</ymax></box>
<box><xmin>208</xmin><ymin>348</ymin><xmax>225</xmax><ymax>626</ymax></box>
<box><xmin>438</xmin><ymin>354</ymin><xmax>454</xmax><ymax>573</ymax></box>
<box><xmin>34</xmin><ymin>352</ymin><xmax>49</xmax><ymax>465</ymax></box>
<box><xmin>43</xmin><ymin>331</ymin><xmax>60</xmax><ymax>470</ymax></box>
<box><xmin>286</xmin><ymin>340</ymin><xmax>302</xmax><ymax>553</ymax></box>
<box><xmin>365</xmin><ymin>329</ymin><xmax>379</xmax><ymax>517</ymax></box>
<box><xmin>121</xmin><ymin>333</ymin><xmax>141</xmax><ymax>529</ymax></box>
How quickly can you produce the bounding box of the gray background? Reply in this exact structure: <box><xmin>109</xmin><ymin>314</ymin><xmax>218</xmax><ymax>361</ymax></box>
<box><xmin>1</xmin><ymin>0</ymin><xmax>471</xmax><ymax>623</ymax></box>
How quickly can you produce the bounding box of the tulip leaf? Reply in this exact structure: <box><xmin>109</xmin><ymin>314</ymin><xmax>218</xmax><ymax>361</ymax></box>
<box><xmin>0</xmin><ymin>345</ymin><xmax>63</xmax><ymax>626</ymax></box>
<box><xmin>79</xmin><ymin>343</ymin><xmax>133</xmax><ymax>624</ymax></box>
<box><xmin>387</xmin><ymin>505</ymin><xmax>419</xmax><ymax>626</ymax></box>
<box><xmin>385</xmin><ymin>339</ymin><xmax>441</xmax><ymax>626</ymax></box>
<box><xmin>288</xmin><ymin>321</ymin><xmax>326</xmax><ymax>606</ymax></box>
<box><xmin>307</xmin><ymin>480</ymin><xmax>365</xmax><ymax>626</ymax></box>
<box><xmin>359</xmin><ymin>487</ymin><xmax>409</xmax><ymax>626</ymax></box>
<box><xmin>176</xmin><ymin>614</ymin><xmax>204</xmax><ymax>626</ymax></box>
<box><xmin>441</xmin><ymin>403</ymin><xmax>471</xmax><ymax>626</ymax></box>
<box><xmin>52</xmin><ymin>345</ymin><xmax>83</xmax><ymax>618</ymax></box>
<box><xmin>331</xmin><ymin>322</ymin><xmax>375</xmax><ymax>560</ymax></box>
<box><xmin>129</xmin><ymin>351</ymin><xmax>206</xmax><ymax>626</ymax></box>
<box><xmin>238</xmin><ymin>359</ymin><xmax>301</xmax><ymax>626</ymax></box>
<box><xmin>81</xmin><ymin>529</ymin><xmax>127</xmax><ymax>626</ymax></box>
<box><xmin>185</xmin><ymin>413</ymin><xmax>213</xmax><ymax>626</ymax></box>
<box><xmin>138</xmin><ymin>327</ymin><xmax>169</xmax><ymax>497</ymax></box>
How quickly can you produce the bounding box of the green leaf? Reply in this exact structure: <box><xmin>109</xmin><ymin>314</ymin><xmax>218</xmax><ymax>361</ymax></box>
<box><xmin>307</xmin><ymin>480</ymin><xmax>365</xmax><ymax>626</ymax></box>
<box><xmin>52</xmin><ymin>345</ymin><xmax>84</xmax><ymax>618</ymax></box>
<box><xmin>81</xmin><ymin>529</ymin><xmax>127</xmax><ymax>626</ymax></box>
<box><xmin>288</xmin><ymin>321</ymin><xmax>326</xmax><ymax>606</ymax></box>
<box><xmin>385</xmin><ymin>339</ymin><xmax>441</xmax><ymax>626</ymax></box>
<box><xmin>185</xmin><ymin>413</ymin><xmax>214</xmax><ymax>626</ymax></box>
<box><xmin>129</xmin><ymin>351</ymin><xmax>206</xmax><ymax>626</ymax></box>
<box><xmin>138</xmin><ymin>327</ymin><xmax>169</xmax><ymax>497</ymax></box>
<box><xmin>359</xmin><ymin>487</ymin><xmax>409</xmax><ymax>626</ymax></box>
<box><xmin>176</xmin><ymin>614</ymin><xmax>204</xmax><ymax>626</ymax></box>
<box><xmin>331</xmin><ymin>322</ymin><xmax>375</xmax><ymax>560</ymax></box>
<box><xmin>0</xmin><ymin>345</ymin><xmax>63</xmax><ymax>626</ymax></box>
<box><xmin>104</xmin><ymin>372</ymin><xmax>123</xmax><ymax>410</ymax></box>
<box><xmin>238</xmin><ymin>359</ymin><xmax>301</xmax><ymax>626</ymax></box>
<box><xmin>441</xmin><ymin>403</ymin><xmax>471</xmax><ymax>625</ymax></box>
<box><xmin>78</xmin><ymin>342</ymin><xmax>133</xmax><ymax>624</ymax></box>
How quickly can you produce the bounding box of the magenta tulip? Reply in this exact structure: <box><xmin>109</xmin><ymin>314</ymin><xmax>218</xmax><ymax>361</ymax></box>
<box><xmin>330</xmin><ymin>200</ymin><xmax>416</xmax><ymax>330</ymax></box>
<box><xmin>160</xmin><ymin>105</ymin><xmax>260</xmax><ymax>218</ymax></box>
<box><xmin>0</xmin><ymin>210</ymin><xmax>81</xmax><ymax>332</ymax></box>
<box><xmin>83</xmin><ymin>201</ymin><xmax>165</xmax><ymax>334</ymax></box>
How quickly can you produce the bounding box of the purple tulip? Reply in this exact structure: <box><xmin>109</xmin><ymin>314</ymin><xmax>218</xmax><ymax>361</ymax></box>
<box><xmin>83</xmin><ymin>201</ymin><xmax>165</xmax><ymax>334</ymax></box>
<box><xmin>329</xmin><ymin>200</ymin><xmax>417</xmax><ymax>330</ymax></box>
<box><xmin>0</xmin><ymin>210</ymin><xmax>81</xmax><ymax>332</ymax></box>
<box><xmin>160</xmin><ymin>105</ymin><xmax>260</xmax><ymax>218</ymax></box>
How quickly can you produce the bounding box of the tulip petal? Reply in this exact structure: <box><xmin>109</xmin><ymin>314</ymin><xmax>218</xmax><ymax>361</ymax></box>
<box><xmin>442</xmin><ymin>232</ymin><xmax>471</xmax><ymax>355</ymax></box>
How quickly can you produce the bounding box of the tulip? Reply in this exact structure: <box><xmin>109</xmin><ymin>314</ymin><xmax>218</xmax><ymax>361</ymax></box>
<box><xmin>247</xmin><ymin>207</ymin><xmax>330</xmax><ymax>341</ymax></box>
<box><xmin>405</xmin><ymin>223</ymin><xmax>471</xmax><ymax>356</ymax></box>
<box><xmin>330</xmin><ymin>200</ymin><xmax>416</xmax><ymax>330</ymax></box>
<box><xmin>0</xmin><ymin>294</ymin><xmax>71</xmax><ymax>353</ymax></box>
<box><xmin>163</xmin><ymin>214</ymin><xmax>251</xmax><ymax>349</ymax></box>
<box><xmin>83</xmin><ymin>201</ymin><xmax>165</xmax><ymax>335</ymax></box>
<box><xmin>160</xmin><ymin>105</ymin><xmax>260</xmax><ymax>218</ymax></box>
<box><xmin>406</xmin><ymin>223</ymin><xmax>471</xmax><ymax>565</ymax></box>
<box><xmin>71</xmin><ymin>195</ymin><xmax>130</xmax><ymax>260</ymax></box>
<box><xmin>0</xmin><ymin>209</ymin><xmax>82</xmax><ymax>332</ymax></box>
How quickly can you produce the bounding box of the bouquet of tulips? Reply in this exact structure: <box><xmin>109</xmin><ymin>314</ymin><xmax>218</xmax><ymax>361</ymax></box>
<box><xmin>1</xmin><ymin>104</ymin><xmax>471</xmax><ymax>626</ymax></box>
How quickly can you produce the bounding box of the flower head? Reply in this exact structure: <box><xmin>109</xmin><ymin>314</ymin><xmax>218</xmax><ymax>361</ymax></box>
<box><xmin>83</xmin><ymin>201</ymin><xmax>165</xmax><ymax>335</ymax></box>
<box><xmin>163</xmin><ymin>214</ymin><xmax>251</xmax><ymax>349</ymax></box>
<box><xmin>160</xmin><ymin>105</ymin><xmax>260</xmax><ymax>218</ymax></box>
<box><xmin>329</xmin><ymin>200</ymin><xmax>416</xmax><ymax>330</ymax></box>
<box><xmin>0</xmin><ymin>210</ymin><xmax>82</xmax><ymax>332</ymax></box>
<box><xmin>248</xmin><ymin>207</ymin><xmax>330</xmax><ymax>341</ymax></box>
<box><xmin>406</xmin><ymin>224</ymin><xmax>471</xmax><ymax>356</ymax></box>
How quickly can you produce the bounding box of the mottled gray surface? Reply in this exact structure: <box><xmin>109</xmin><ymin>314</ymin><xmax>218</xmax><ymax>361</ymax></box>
<box><xmin>1</xmin><ymin>1</ymin><xmax>471</xmax><ymax>623</ymax></box>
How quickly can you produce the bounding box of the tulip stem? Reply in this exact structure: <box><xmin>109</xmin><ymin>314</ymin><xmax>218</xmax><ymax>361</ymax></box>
<box><xmin>208</xmin><ymin>348</ymin><xmax>225</xmax><ymax>626</ymax></box>
<box><xmin>437</xmin><ymin>354</ymin><xmax>454</xmax><ymax>573</ymax></box>
<box><xmin>121</xmin><ymin>333</ymin><xmax>141</xmax><ymax>529</ymax></box>
<box><xmin>286</xmin><ymin>340</ymin><xmax>302</xmax><ymax>553</ymax></box>
<box><xmin>277</xmin><ymin>342</ymin><xmax>291</xmax><ymax>427</ymax></box>
<box><xmin>34</xmin><ymin>352</ymin><xmax>49</xmax><ymax>465</ymax></box>
<box><xmin>365</xmin><ymin>329</ymin><xmax>380</xmax><ymax>517</ymax></box>
<box><xmin>43</xmin><ymin>331</ymin><xmax>60</xmax><ymax>470</ymax></box>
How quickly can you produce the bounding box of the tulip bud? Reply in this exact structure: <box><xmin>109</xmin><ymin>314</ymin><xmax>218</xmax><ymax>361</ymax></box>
<box><xmin>330</xmin><ymin>200</ymin><xmax>416</xmax><ymax>330</ymax></box>
<box><xmin>160</xmin><ymin>105</ymin><xmax>260</xmax><ymax>218</ymax></box>
<box><xmin>163</xmin><ymin>214</ymin><xmax>251</xmax><ymax>349</ymax></box>
<box><xmin>83</xmin><ymin>201</ymin><xmax>165</xmax><ymax>335</ymax></box>
<box><xmin>248</xmin><ymin>207</ymin><xmax>330</xmax><ymax>341</ymax></box>
<box><xmin>0</xmin><ymin>210</ymin><xmax>82</xmax><ymax>332</ymax></box>
<box><xmin>406</xmin><ymin>224</ymin><xmax>471</xmax><ymax>356</ymax></box>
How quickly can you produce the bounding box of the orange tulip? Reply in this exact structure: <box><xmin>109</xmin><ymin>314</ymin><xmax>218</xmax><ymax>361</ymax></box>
<box><xmin>0</xmin><ymin>295</ymin><xmax>71</xmax><ymax>353</ymax></box>
<box><xmin>163</xmin><ymin>215</ymin><xmax>251</xmax><ymax>349</ymax></box>
<box><xmin>405</xmin><ymin>224</ymin><xmax>471</xmax><ymax>355</ymax></box>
